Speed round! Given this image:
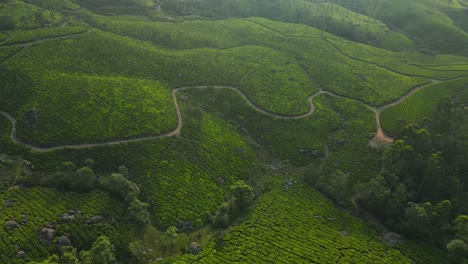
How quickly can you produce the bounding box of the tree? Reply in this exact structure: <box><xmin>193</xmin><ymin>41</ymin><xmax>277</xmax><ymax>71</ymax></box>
<box><xmin>355</xmin><ymin>175</ymin><xmax>390</xmax><ymax>213</ymax></box>
<box><xmin>402</xmin><ymin>202</ymin><xmax>431</xmax><ymax>239</ymax></box>
<box><xmin>315</xmin><ymin>170</ymin><xmax>349</xmax><ymax>205</ymax></box>
<box><xmin>228</xmin><ymin>180</ymin><xmax>255</xmax><ymax>214</ymax></box>
<box><xmin>71</xmin><ymin>167</ymin><xmax>96</xmax><ymax>191</ymax></box>
<box><xmin>127</xmin><ymin>199</ymin><xmax>151</xmax><ymax>224</ymax></box>
<box><xmin>80</xmin><ymin>236</ymin><xmax>115</xmax><ymax>264</ymax></box>
<box><xmin>161</xmin><ymin>226</ymin><xmax>179</xmax><ymax>249</ymax></box>
<box><xmin>214</xmin><ymin>202</ymin><xmax>230</xmax><ymax>227</ymax></box>
<box><xmin>0</xmin><ymin>16</ymin><xmax>16</xmax><ymax>30</ymax></box>
<box><xmin>99</xmin><ymin>173</ymin><xmax>140</xmax><ymax>203</ymax></box>
<box><xmin>129</xmin><ymin>240</ymin><xmax>145</xmax><ymax>263</ymax></box>
<box><xmin>61</xmin><ymin>252</ymin><xmax>80</xmax><ymax>264</ymax></box>
<box><xmin>303</xmin><ymin>166</ymin><xmax>322</xmax><ymax>186</ymax></box>
<box><xmin>454</xmin><ymin>215</ymin><xmax>468</xmax><ymax>243</ymax></box>
<box><xmin>28</xmin><ymin>255</ymin><xmax>59</xmax><ymax>263</ymax></box>
<box><xmin>447</xmin><ymin>239</ymin><xmax>468</xmax><ymax>262</ymax></box>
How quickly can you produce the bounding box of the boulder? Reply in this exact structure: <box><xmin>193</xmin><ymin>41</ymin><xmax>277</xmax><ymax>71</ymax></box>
<box><xmin>189</xmin><ymin>242</ymin><xmax>201</xmax><ymax>255</ymax></box>
<box><xmin>382</xmin><ymin>232</ymin><xmax>403</xmax><ymax>246</ymax></box>
<box><xmin>39</xmin><ymin>227</ymin><xmax>56</xmax><ymax>242</ymax></box>
<box><xmin>5</xmin><ymin>220</ymin><xmax>20</xmax><ymax>229</ymax></box>
<box><xmin>57</xmin><ymin>235</ymin><xmax>71</xmax><ymax>248</ymax></box>
<box><xmin>4</xmin><ymin>200</ymin><xmax>14</xmax><ymax>207</ymax></box>
<box><xmin>61</xmin><ymin>213</ymin><xmax>74</xmax><ymax>223</ymax></box>
<box><xmin>16</xmin><ymin>251</ymin><xmax>26</xmax><ymax>258</ymax></box>
<box><xmin>24</xmin><ymin>108</ymin><xmax>40</xmax><ymax>124</ymax></box>
<box><xmin>86</xmin><ymin>215</ymin><xmax>105</xmax><ymax>224</ymax></box>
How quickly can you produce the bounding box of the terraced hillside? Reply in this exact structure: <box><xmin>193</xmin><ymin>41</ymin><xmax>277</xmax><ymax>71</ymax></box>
<box><xmin>1</xmin><ymin>0</ymin><xmax>468</xmax><ymax>263</ymax></box>
<box><xmin>381</xmin><ymin>77</ymin><xmax>468</xmax><ymax>134</ymax></box>
<box><xmin>173</xmin><ymin>178</ymin><xmax>449</xmax><ymax>264</ymax></box>
<box><xmin>0</xmin><ymin>187</ymin><xmax>131</xmax><ymax>263</ymax></box>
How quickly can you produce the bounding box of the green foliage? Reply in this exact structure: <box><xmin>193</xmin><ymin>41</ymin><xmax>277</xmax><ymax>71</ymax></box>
<box><xmin>98</xmin><ymin>173</ymin><xmax>140</xmax><ymax>203</ymax></box>
<box><xmin>4</xmin><ymin>26</ymin><xmax>88</xmax><ymax>45</ymax></box>
<box><xmin>127</xmin><ymin>199</ymin><xmax>151</xmax><ymax>225</ymax></box>
<box><xmin>446</xmin><ymin>239</ymin><xmax>468</xmax><ymax>262</ymax></box>
<box><xmin>0</xmin><ymin>188</ymin><xmax>129</xmax><ymax>263</ymax></box>
<box><xmin>314</xmin><ymin>170</ymin><xmax>349</xmax><ymax>205</ymax></box>
<box><xmin>174</xmin><ymin>178</ymin><xmax>449</xmax><ymax>263</ymax></box>
<box><xmin>0</xmin><ymin>1</ymin><xmax>61</xmax><ymax>29</ymax></box>
<box><xmin>325</xmin><ymin>0</ymin><xmax>468</xmax><ymax>56</ymax></box>
<box><xmin>156</xmin><ymin>0</ymin><xmax>414</xmax><ymax>51</ymax></box>
<box><xmin>80</xmin><ymin>236</ymin><xmax>115</xmax><ymax>264</ymax></box>
<box><xmin>381</xmin><ymin>78</ymin><xmax>468</xmax><ymax>134</ymax></box>
<box><xmin>228</xmin><ymin>180</ymin><xmax>254</xmax><ymax>213</ymax></box>
<box><xmin>72</xmin><ymin>166</ymin><xmax>96</xmax><ymax>191</ymax></box>
<box><xmin>8</xmin><ymin>73</ymin><xmax>177</xmax><ymax>146</ymax></box>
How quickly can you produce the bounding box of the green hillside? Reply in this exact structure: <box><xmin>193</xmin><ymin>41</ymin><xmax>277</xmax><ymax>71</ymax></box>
<box><xmin>1</xmin><ymin>0</ymin><xmax>468</xmax><ymax>263</ymax></box>
<box><xmin>174</xmin><ymin>178</ymin><xmax>449</xmax><ymax>263</ymax></box>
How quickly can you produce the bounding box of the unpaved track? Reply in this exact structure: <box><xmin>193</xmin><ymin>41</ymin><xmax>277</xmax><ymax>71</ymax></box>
<box><xmin>1</xmin><ymin>24</ymin><xmax>466</xmax><ymax>151</ymax></box>
<box><xmin>0</xmin><ymin>29</ymin><xmax>90</xmax><ymax>48</ymax></box>
<box><xmin>1</xmin><ymin>78</ymin><xmax>463</xmax><ymax>152</ymax></box>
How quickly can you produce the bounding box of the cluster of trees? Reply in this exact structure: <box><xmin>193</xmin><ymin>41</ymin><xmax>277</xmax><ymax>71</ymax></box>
<box><xmin>304</xmin><ymin>168</ymin><xmax>349</xmax><ymax>206</ymax></box>
<box><xmin>214</xmin><ymin>180</ymin><xmax>255</xmax><ymax>227</ymax></box>
<box><xmin>354</xmin><ymin>98</ymin><xmax>467</xmax><ymax>261</ymax></box>
<box><xmin>0</xmin><ymin>16</ymin><xmax>16</xmax><ymax>30</ymax></box>
<box><xmin>20</xmin><ymin>160</ymin><xmax>151</xmax><ymax>225</ymax></box>
<box><xmin>29</xmin><ymin>236</ymin><xmax>116</xmax><ymax>264</ymax></box>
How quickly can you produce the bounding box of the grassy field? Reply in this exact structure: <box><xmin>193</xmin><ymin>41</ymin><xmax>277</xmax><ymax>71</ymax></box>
<box><xmin>380</xmin><ymin>77</ymin><xmax>468</xmax><ymax>134</ymax></box>
<box><xmin>173</xmin><ymin>178</ymin><xmax>449</xmax><ymax>263</ymax></box>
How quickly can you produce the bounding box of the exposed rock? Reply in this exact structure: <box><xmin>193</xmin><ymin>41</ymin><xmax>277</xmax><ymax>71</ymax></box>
<box><xmin>178</xmin><ymin>220</ymin><xmax>193</xmax><ymax>232</ymax></box>
<box><xmin>336</xmin><ymin>138</ymin><xmax>346</xmax><ymax>145</ymax></box>
<box><xmin>216</xmin><ymin>176</ymin><xmax>225</xmax><ymax>186</ymax></box>
<box><xmin>340</xmin><ymin>231</ymin><xmax>349</xmax><ymax>237</ymax></box>
<box><xmin>57</xmin><ymin>235</ymin><xmax>71</xmax><ymax>248</ymax></box>
<box><xmin>4</xmin><ymin>199</ymin><xmax>14</xmax><ymax>207</ymax></box>
<box><xmin>327</xmin><ymin>217</ymin><xmax>334</xmax><ymax>222</ymax></box>
<box><xmin>86</xmin><ymin>215</ymin><xmax>105</xmax><ymax>224</ymax></box>
<box><xmin>61</xmin><ymin>213</ymin><xmax>74</xmax><ymax>223</ymax></box>
<box><xmin>310</xmin><ymin>149</ymin><xmax>320</xmax><ymax>157</ymax></box>
<box><xmin>16</xmin><ymin>251</ymin><xmax>26</xmax><ymax>258</ymax></box>
<box><xmin>382</xmin><ymin>232</ymin><xmax>403</xmax><ymax>246</ymax></box>
<box><xmin>356</xmin><ymin>74</ymin><xmax>367</xmax><ymax>82</ymax></box>
<box><xmin>24</xmin><ymin>108</ymin><xmax>40</xmax><ymax>124</ymax></box>
<box><xmin>39</xmin><ymin>227</ymin><xmax>56</xmax><ymax>243</ymax></box>
<box><xmin>283</xmin><ymin>178</ymin><xmax>297</xmax><ymax>190</ymax></box>
<box><xmin>181</xmin><ymin>95</ymin><xmax>189</xmax><ymax>102</ymax></box>
<box><xmin>189</xmin><ymin>242</ymin><xmax>201</xmax><ymax>255</ymax></box>
<box><xmin>5</xmin><ymin>220</ymin><xmax>20</xmax><ymax>229</ymax></box>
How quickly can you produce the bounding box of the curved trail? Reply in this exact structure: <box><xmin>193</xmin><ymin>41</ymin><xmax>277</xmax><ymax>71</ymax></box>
<box><xmin>1</xmin><ymin>78</ymin><xmax>459</xmax><ymax>152</ymax></box>
<box><xmin>0</xmin><ymin>29</ymin><xmax>90</xmax><ymax>48</ymax></box>
<box><xmin>0</xmin><ymin>23</ymin><xmax>465</xmax><ymax>152</ymax></box>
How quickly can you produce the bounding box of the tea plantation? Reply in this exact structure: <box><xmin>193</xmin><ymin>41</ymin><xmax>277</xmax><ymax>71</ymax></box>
<box><xmin>173</xmin><ymin>178</ymin><xmax>449</xmax><ymax>263</ymax></box>
<box><xmin>1</xmin><ymin>0</ymin><xmax>468</xmax><ymax>263</ymax></box>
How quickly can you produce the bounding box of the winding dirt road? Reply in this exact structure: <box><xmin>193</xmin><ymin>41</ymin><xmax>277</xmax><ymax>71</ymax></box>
<box><xmin>1</xmin><ymin>25</ymin><xmax>466</xmax><ymax>152</ymax></box>
<box><xmin>1</xmin><ymin>78</ymin><xmax>458</xmax><ymax>152</ymax></box>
